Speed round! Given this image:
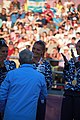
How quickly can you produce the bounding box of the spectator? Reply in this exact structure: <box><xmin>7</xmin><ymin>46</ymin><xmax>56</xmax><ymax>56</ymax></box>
<box><xmin>64</xmin><ymin>0</ymin><xmax>74</xmax><ymax>10</ymax></box>
<box><xmin>1</xmin><ymin>21</ymin><xmax>8</xmax><ymax>34</ymax></box>
<box><xmin>9</xmin><ymin>47</ymin><xmax>20</xmax><ymax>68</ymax></box>
<box><xmin>64</xmin><ymin>19</ymin><xmax>72</xmax><ymax>31</ymax></box>
<box><xmin>47</xmin><ymin>18</ymin><xmax>56</xmax><ymax>32</ymax></box>
<box><xmin>56</xmin><ymin>0</ymin><xmax>63</xmax><ymax>13</ymax></box>
<box><xmin>33</xmin><ymin>28</ymin><xmax>40</xmax><ymax>41</ymax></box>
<box><xmin>60</xmin><ymin>45</ymin><xmax>71</xmax><ymax>61</ymax></box>
<box><xmin>32</xmin><ymin>40</ymin><xmax>53</xmax><ymax>120</ymax></box>
<box><xmin>60</xmin><ymin>7</ymin><xmax>67</xmax><ymax>20</ymax></box>
<box><xmin>18</xmin><ymin>8</ymin><xmax>25</xmax><ymax>19</ymax></box>
<box><xmin>0</xmin><ymin>49</ymin><xmax>47</xmax><ymax>120</ymax></box>
<box><xmin>63</xmin><ymin>32</ymin><xmax>70</xmax><ymax>46</ymax></box>
<box><xmin>2</xmin><ymin>0</ymin><xmax>11</xmax><ymax>13</ymax></box>
<box><xmin>8</xmin><ymin>4</ymin><xmax>19</xmax><ymax>27</ymax></box>
<box><xmin>67</xmin><ymin>37</ymin><xmax>76</xmax><ymax>49</ymax></box>
<box><xmin>68</xmin><ymin>27</ymin><xmax>75</xmax><ymax>40</ymax></box>
<box><xmin>46</xmin><ymin>37</ymin><xmax>58</xmax><ymax>56</ymax></box>
<box><xmin>48</xmin><ymin>29</ymin><xmax>54</xmax><ymax>39</ymax></box>
<box><xmin>43</xmin><ymin>3</ymin><xmax>54</xmax><ymax>23</ymax></box>
<box><xmin>50</xmin><ymin>47</ymin><xmax>62</xmax><ymax>60</ymax></box>
<box><xmin>8</xmin><ymin>41</ymin><xmax>15</xmax><ymax>58</ymax></box>
<box><xmin>53</xmin><ymin>12</ymin><xmax>63</xmax><ymax>30</ymax></box>
<box><xmin>69</xmin><ymin>3</ymin><xmax>77</xmax><ymax>14</ymax></box>
<box><xmin>39</xmin><ymin>23</ymin><xmax>50</xmax><ymax>34</ymax></box>
<box><xmin>17</xmin><ymin>37</ymin><xmax>29</xmax><ymax>52</ymax></box>
<box><xmin>55</xmin><ymin>27</ymin><xmax>64</xmax><ymax>40</ymax></box>
<box><xmin>40</xmin><ymin>31</ymin><xmax>48</xmax><ymax>43</ymax></box>
<box><xmin>35</xmin><ymin>13</ymin><xmax>47</xmax><ymax>27</ymax></box>
<box><xmin>67</xmin><ymin>36</ymin><xmax>78</xmax><ymax>57</ymax></box>
<box><xmin>21</xmin><ymin>27</ymin><xmax>27</xmax><ymax>37</ymax></box>
<box><xmin>6</xmin><ymin>14</ymin><xmax>12</xmax><ymax>30</ymax></box>
<box><xmin>76</xmin><ymin>32</ymin><xmax>80</xmax><ymax>43</ymax></box>
<box><xmin>11</xmin><ymin>0</ymin><xmax>20</xmax><ymax>10</ymax></box>
<box><xmin>8</xmin><ymin>3</ymin><xmax>15</xmax><ymax>14</ymax></box>
<box><xmin>59</xmin><ymin>45</ymin><xmax>71</xmax><ymax>68</ymax></box>
<box><xmin>0</xmin><ymin>8</ymin><xmax>7</xmax><ymax>21</ymax></box>
<box><xmin>17</xmin><ymin>22</ymin><xmax>24</xmax><ymax>34</ymax></box>
<box><xmin>77</xmin><ymin>4</ymin><xmax>80</xmax><ymax>12</ymax></box>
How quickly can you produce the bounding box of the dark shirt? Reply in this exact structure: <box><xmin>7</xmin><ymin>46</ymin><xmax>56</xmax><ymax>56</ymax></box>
<box><xmin>36</xmin><ymin>18</ymin><xmax>47</xmax><ymax>27</ymax></box>
<box><xmin>63</xmin><ymin>57</ymin><xmax>80</xmax><ymax>91</ymax></box>
<box><xmin>0</xmin><ymin>60</ymin><xmax>16</xmax><ymax>85</ymax></box>
<box><xmin>33</xmin><ymin>59</ymin><xmax>53</xmax><ymax>89</ymax></box>
<box><xmin>0</xmin><ymin>13</ymin><xmax>7</xmax><ymax>21</ymax></box>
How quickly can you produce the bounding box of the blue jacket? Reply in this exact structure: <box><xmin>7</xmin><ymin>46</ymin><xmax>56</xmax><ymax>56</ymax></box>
<box><xmin>0</xmin><ymin>64</ymin><xmax>47</xmax><ymax>120</ymax></box>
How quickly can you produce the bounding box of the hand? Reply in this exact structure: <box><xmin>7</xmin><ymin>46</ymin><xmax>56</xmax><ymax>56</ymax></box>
<box><xmin>61</xmin><ymin>53</ymin><xmax>68</xmax><ymax>65</ymax></box>
<box><xmin>71</xmin><ymin>49</ymin><xmax>80</xmax><ymax>68</ymax></box>
<box><xmin>71</xmin><ymin>49</ymin><xmax>76</xmax><ymax>62</ymax></box>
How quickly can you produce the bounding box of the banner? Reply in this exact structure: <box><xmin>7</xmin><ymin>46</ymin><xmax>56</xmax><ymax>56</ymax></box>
<box><xmin>27</xmin><ymin>0</ymin><xmax>46</xmax><ymax>12</ymax></box>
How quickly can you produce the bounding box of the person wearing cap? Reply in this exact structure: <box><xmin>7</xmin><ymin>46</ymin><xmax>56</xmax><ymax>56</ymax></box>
<box><xmin>43</xmin><ymin>3</ymin><xmax>54</xmax><ymax>23</ymax></box>
<box><xmin>72</xmin><ymin>17</ymin><xmax>78</xmax><ymax>27</ymax></box>
<box><xmin>0</xmin><ymin>49</ymin><xmax>47</xmax><ymax>120</ymax></box>
<box><xmin>60</xmin><ymin>40</ymin><xmax>80</xmax><ymax>120</ymax></box>
<box><xmin>0</xmin><ymin>38</ymin><xmax>16</xmax><ymax>120</ymax></box>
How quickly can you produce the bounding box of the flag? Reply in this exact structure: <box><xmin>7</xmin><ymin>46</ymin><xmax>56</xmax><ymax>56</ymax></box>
<box><xmin>27</xmin><ymin>0</ymin><xmax>46</xmax><ymax>13</ymax></box>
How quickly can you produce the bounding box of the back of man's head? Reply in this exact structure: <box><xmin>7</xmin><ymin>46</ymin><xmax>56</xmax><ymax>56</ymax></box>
<box><xmin>19</xmin><ymin>49</ymin><xmax>33</xmax><ymax>64</ymax></box>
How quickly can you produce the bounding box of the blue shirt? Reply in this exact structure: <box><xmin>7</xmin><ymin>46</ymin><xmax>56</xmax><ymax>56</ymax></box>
<box><xmin>0</xmin><ymin>64</ymin><xmax>47</xmax><ymax>120</ymax></box>
<box><xmin>53</xmin><ymin>17</ymin><xmax>62</xmax><ymax>30</ymax></box>
<box><xmin>11</xmin><ymin>13</ymin><xmax>19</xmax><ymax>25</ymax></box>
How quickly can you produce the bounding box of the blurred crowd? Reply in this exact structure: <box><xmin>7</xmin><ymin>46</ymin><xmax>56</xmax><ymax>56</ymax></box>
<box><xmin>0</xmin><ymin>0</ymin><xmax>80</xmax><ymax>68</ymax></box>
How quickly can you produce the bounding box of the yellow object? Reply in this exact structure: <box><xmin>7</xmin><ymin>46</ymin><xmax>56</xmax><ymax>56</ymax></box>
<box><xmin>72</xmin><ymin>79</ymin><xmax>77</xmax><ymax>86</ymax></box>
<box><xmin>24</xmin><ymin>3</ymin><xmax>28</xmax><ymax>12</ymax></box>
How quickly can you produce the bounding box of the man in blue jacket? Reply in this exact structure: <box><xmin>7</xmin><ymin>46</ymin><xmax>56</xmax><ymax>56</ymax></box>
<box><xmin>0</xmin><ymin>49</ymin><xmax>47</xmax><ymax>120</ymax></box>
